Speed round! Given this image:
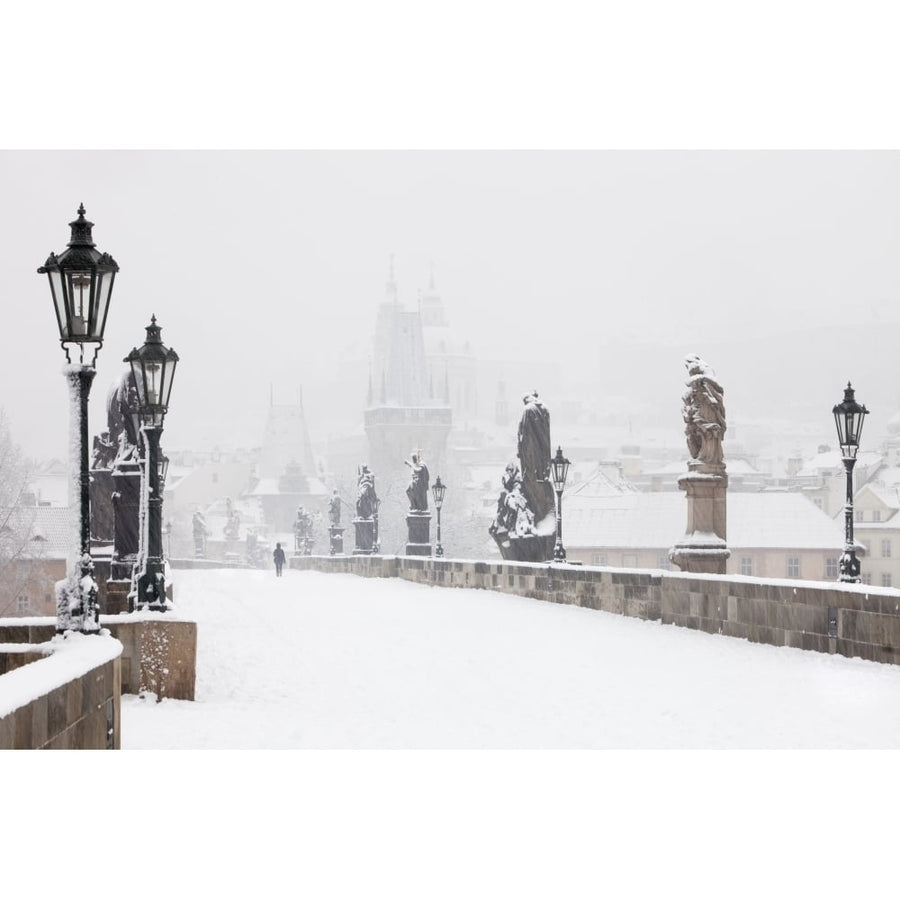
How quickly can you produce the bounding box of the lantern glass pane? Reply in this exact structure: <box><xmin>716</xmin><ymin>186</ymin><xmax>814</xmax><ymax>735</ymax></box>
<box><xmin>160</xmin><ymin>357</ymin><xmax>176</xmax><ymax>408</ymax></box>
<box><xmin>65</xmin><ymin>271</ymin><xmax>94</xmax><ymax>337</ymax></box>
<box><xmin>131</xmin><ymin>359</ymin><xmax>147</xmax><ymax>408</ymax></box>
<box><xmin>145</xmin><ymin>360</ymin><xmax>162</xmax><ymax>406</ymax></box>
<box><xmin>833</xmin><ymin>411</ymin><xmax>845</xmax><ymax>449</ymax></box>
<box><xmin>48</xmin><ymin>270</ymin><xmax>67</xmax><ymax>338</ymax></box>
<box><xmin>94</xmin><ymin>271</ymin><xmax>114</xmax><ymax>341</ymax></box>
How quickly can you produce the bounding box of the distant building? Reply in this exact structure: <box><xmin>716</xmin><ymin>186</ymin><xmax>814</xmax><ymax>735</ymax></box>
<box><xmin>564</xmin><ymin>489</ymin><xmax>850</xmax><ymax>581</ymax></box>
<box><xmin>849</xmin><ymin>461</ymin><xmax>900</xmax><ymax>588</ymax></box>
<box><xmin>0</xmin><ymin>505</ymin><xmax>69</xmax><ymax>618</ymax></box>
<box><xmin>789</xmin><ymin>447</ymin><xmax>883</xmax><ymax>517</ymax></box>
<box><xmin>364</xmin><ymin>260</ymin><xmax>452</xmax><ymax>537</ymax></box>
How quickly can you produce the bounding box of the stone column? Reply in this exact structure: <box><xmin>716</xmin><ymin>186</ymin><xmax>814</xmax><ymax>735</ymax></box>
<box><xmin>110</xmin><ymin>456</ymin><xmax>142</xmax><ymax>581</ymax></box>
<box><xmin>669</xmin><ymin>461</ymin><xmax>729</xmax><ymax>574</ymax></box>
<box><xmin>329</xmin><ymin>525</ymin><xmax>345</xmax><ymax>555</ymax></box>
<box><xmin>353</xmin><ymin>518</ymin><xmax>376</xmax><ymax>555</ymax></box>
<box><xmin>405</xmin><ymin>512</ymin><xmax>432</xmax><ymax>556</ymax></box>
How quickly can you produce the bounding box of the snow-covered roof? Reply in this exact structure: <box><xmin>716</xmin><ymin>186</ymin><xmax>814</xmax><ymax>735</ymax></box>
<box><xmin>796</xmin><ymin>450</ymin><xmax>882</xmax><ymax>477</ymax></box>
<box><xmin>25</xmin><ymin>473</ymin><xmax>68</xmax><ymax>507</ymax></box>
<box><xmin>246</xmin><ymin>476</ymin><xmax>328</xmax><ymax>497</ymax></box>
<box><xmin>639</xmin><ymin>458</ymin><xmax>761</xmax><ymax>478</ymax></box>
<box><xmin>567</xmin><ymin>465</ymin><xmax>636</xmax><ymax>499</ymax></box>
<box><xmin>856</xmin><ymin>482</ymin><xmax>900</xmax><ymax>511</ymax></box>
<box><xmin>1</xmin><ymin>506</ymin><xmax>71</xmax><ymax>558</ymax></box>
<box><xmin>869</xmin><ymin>464</ymin><xmax>900</xmax><ymax>487</ymax></box>
<box><xmin>565</xmin><ymin>491</ymin><xmax>847</xmax><ymax>551</ymax></box>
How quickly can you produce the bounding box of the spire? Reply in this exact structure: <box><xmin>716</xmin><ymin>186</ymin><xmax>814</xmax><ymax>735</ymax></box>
<box><xmin>367</xmin><ymin>363</ymin><xmax>373</xmax><ymax>406</ymax></box>
<box><xmin>429</xmin><ymin>260</ymin><xmax>435</xmax><ymax>292</ymax></box>
<box><xmin>385</xmin><ymin>253</ymin><xmax>398</xmax><ymax>304</ymax></box>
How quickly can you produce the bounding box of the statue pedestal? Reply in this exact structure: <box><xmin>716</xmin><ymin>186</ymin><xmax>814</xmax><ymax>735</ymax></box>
<box><xmin>111</xmin><ymin>457</ymin><xmax>142</xmax><ymax>582</ymax></box>
<box><xmin>669</xmin><ymin>462</ymin><xmax>729</xmax><ymax>574</ymax></box>
<box><xmin>329</xmin><ymin>525</ymin><xmax>345</xmax><ymax>555</ymax></box>
<box><xmin>89</xmin><ymin>468</ymin><xmax>115</xmax><ymax>543</ymax></box>
<box><xmin>353</xmin><ymin>518</ymin><xmax>376</xmax><ymax>555</ymax></box>
<box><xmin>406</xmin><ymin>512</ymin><xmax>432</xmax><ymax>556</ymax></box>
<box><xmin>491</xmin><ymin>529</ymin><xmax>556</xmax><ymax>562</ymax></box>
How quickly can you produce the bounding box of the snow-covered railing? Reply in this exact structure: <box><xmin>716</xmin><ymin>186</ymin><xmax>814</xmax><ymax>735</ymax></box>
<box><xmin>290</xmin><ymin>555</ymin><xmax>900</xmax><ymax>666</ymax></box>
<box><xmin>0</xmin><ymin>632</ymin><xmax>122</xmax><ymax>748</ymax></box>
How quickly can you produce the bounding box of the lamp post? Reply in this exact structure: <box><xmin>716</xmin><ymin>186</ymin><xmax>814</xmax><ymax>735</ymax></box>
<box><xmin>551</xmin><ymin>446</ymin><xmax>571</xmax><ymax>563</ymax></box>
<box><xmin>833</xmin><ymin>382</ymin><xmax>869</xmax><ymax>583</ymax></box>
<box><xmin>125</xmin><ymin>317</ymin><xmax>179</xmax><ymax>610</ymax></box>
<box><xmin>432</xmin><ymin>476</ymin><xmax>446</xmax><ymax>557</ymax></box>
<box><xmin>37</xmin><ymin>205</ymin><xmax>118</xmax><ymax>633</ymax></box>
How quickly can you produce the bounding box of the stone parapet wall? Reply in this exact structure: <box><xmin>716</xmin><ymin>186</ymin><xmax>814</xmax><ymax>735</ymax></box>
<box><xmin>290</xmin><ymin>555</ymin><xmax>900</xmax><ymax>666</ymax></box>
<box><xmin>0</xmin><ymin>639</ymin><xmax>122</xmax><ymax>749</ymax></box>
<box><xmin>0</xmin><ymin>617</ymin><xmax>196</xmax><ymax>701</ymax></box>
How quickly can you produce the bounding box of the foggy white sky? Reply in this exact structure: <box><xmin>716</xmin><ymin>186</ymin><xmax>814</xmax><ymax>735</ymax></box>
<box><xmin>1</xmin><ymin>150</ymin><xmax>898</xmax><ymax>461</ymax></box>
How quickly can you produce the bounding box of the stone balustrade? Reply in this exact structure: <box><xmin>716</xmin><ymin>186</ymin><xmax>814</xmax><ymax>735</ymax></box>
<box><xmin>0</xmin><ymin>635</ymin><xmax>122</xmax><ymax>749</ymax></box>
<box><xmin>290</xmin><ymin>554</ymin><xmax>900</xmax><ymax>666</ymax></box>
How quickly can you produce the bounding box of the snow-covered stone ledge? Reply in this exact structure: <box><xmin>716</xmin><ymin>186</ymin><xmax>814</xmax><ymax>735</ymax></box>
<box><xmin>290</xmin><ymin>555</ymin><xmax>900</xmax><ymax>666</ymax></box>
<box><xmin>0</xmin><ymin>611</ymin><xmax>196</xmax><ymax>702</ymax></box>
<box><xmin>0</xmin><ymin>633</ymin><xmax>122</xmax><ymax>749</ymax></box>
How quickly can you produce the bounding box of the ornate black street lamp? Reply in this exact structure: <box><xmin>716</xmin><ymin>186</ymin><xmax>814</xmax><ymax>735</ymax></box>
<box><xmin>38</xmin><ymin>205</ymin><xmax>118</xmax><ymax>633</ymax></box>
<box><xmin>833</xmin><ymin>382</ymin><xmax>868</xmax><ymax>583</ymax></box>
<box><xmin>551</xmin><ymin>446</ymin><xmax>571</xmax><ymax>563</ymax></box>
<box><xmin>125</xmin><ymin>317</ymin><xmax>179</xmax><ymax>610</ymax></box>
<box><xmin>432</xmin><ymin>476</ymin><xmax>446</xmax><ymax>557</ymax></box>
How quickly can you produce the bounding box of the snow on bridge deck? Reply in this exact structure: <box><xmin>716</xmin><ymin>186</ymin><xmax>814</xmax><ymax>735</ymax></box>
<box><xmin>123</xmin><ymin>567</ymin><xmax>900</xmax><ymax>748</ymax></box>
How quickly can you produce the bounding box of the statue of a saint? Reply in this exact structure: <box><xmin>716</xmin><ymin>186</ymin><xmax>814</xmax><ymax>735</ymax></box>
<box><xmin>91</xmin><ymin>430</ymin><xmax>117</xmax><ymax>470</ymax></box>
<box><xmin>682</xmin><ymin>355</ymin><xmax>726</xmax><ymax>466</ymax></box>
<box><xmin>356</xmin><ymin>466</ymin><xmax>378</xmax><ymax>520</ymax></box>
<box><xmin>107</xmin><ymin>370</ymin><xmax>141</xmax><ymax>460</ymax></box>
<box><xmin>294</xmin><ymin>506</ymin><xmax>310</xmax><ymax>550</ymax></box>
<box><xmin>192</xmin><ymin>509</ymin><xmax>208</xmax><ymax>556</ymax></box>
<box><xmin>328</xmin><ymin>490</ymin><xmax>342</xmax><ymax>526</ymax></box>
<box><xmin>404</xmin><ymin>450</ymin><xmax>430</xmax><ymax>512</ymax></box>
<box><xmin>489</xmin><ymin>462</ymin><xmax>523</xmax><ymax>537</ymax></box>
<box><xmin>224</xmin><ymin>498</ymin><xmax>241</xmax><ymax>541</ymax></box>
<box><xmin>517</xmin><ymin>391</ymin><xmax>551</xmax><ymax>483</ymax></box>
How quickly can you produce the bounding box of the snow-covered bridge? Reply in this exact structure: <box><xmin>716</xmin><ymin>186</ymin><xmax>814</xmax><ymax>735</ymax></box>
<box><xmin>123</xmin><ymin>568</ymin><xmax>900</xmax><ymax>748</ymax></box>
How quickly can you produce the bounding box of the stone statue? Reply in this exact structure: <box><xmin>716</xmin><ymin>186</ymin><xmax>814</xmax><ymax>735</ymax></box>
<box><xmin>192</xmin><ymin>509</ymin><xmax>208</xmax><ymax>557</ymax></box>
<box><xmin>356</xmin><ymin>466</ymin><xmax>379</xmax><ymax>520</ymax></box>
<box><xmin>224</xmin><ymin>498</ymin><xmax>241</xmax><ymax>541</ymax></box>
<box><xmin>107</xmin><ymin>369</ymin><xmax>141</xmax><ymax>459</ymax></box>
<box><xmin>682</xmin><ymin>354</ymin><xmax>726</xmax><ymax>467</ymax></box>
<box><xmin>294</xmin><ymin>505</ymin><xmax>311</xmax><ymax>550</ymax></box>
<box><xmin>404</xmin><ymin>450</ymin><xmax>430</xmax><ymax>512</ymax></box>
<box><xmin>91</xmin><ymin>430</ymin><xmax>117</xmax><ymax>470</ymax></box>
<box><xmin>328</xmin><ymin>490</ymin><xmax>342</xmax><ymax>526</ymax></box>
<box><xmin>508</xmin><ymin>482</ymin><xmax>535</xmax><ymax>536</ymax></box>
<box><xmin>489</xmin><ymin>391</ymin><xmax>557</xmax><ymax>561</ymax></box>
<box><xmin>489</xmin><ymin>462</ymin><xmax>522</xmax><ymax>537</ymax></box>
<box><xmin>518</xmin><ymin>391</ymin><xmax>551</xmax><ymax>484</ymax></box>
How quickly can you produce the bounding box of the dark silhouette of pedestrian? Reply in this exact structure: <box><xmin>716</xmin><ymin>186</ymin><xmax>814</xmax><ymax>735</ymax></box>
<box><xmin>273</xmin><ymin>542</ymin><xmax>286</xmax><ymax>577</ymax></box>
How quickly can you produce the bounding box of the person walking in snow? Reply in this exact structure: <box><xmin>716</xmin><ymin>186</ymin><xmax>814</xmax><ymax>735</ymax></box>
<box><xmin>273</xmin><ymin>542</ymin><xmax>286</xmax><ymax>577</ymax></box>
